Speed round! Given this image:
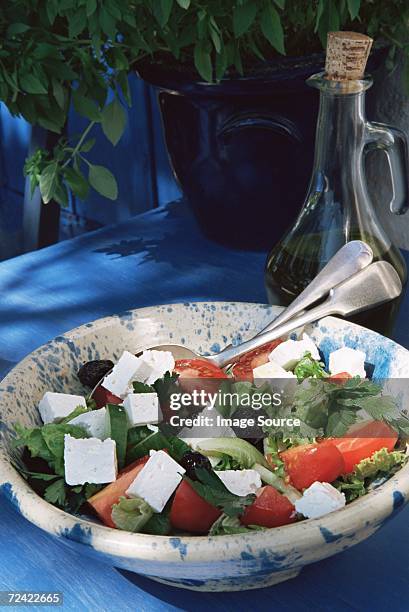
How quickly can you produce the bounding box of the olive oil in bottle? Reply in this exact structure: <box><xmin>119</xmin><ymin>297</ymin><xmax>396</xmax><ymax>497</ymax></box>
<box><xmin>265</xmin><ymin>32</ymin><xmax>408</xmax><ymax>336</ymax></box>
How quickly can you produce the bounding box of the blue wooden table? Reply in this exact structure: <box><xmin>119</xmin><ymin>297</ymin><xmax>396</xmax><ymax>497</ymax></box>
<box><xmin>1</xmin><ymin>200</ymin><xmax>408</xmax><ymax>611</ymax></box>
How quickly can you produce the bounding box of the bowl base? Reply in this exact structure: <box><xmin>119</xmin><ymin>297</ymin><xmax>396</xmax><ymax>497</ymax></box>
<box><xmin>118</xmin><ymin>567</ymin><xmax>301</xmax><ymax>592</ymax></box>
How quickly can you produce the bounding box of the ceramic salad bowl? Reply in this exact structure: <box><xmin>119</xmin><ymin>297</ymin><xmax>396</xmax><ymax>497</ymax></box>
<box><xmin>1</xmin><ymin>301</ymin><xmax>409</xmax><ymax>592</ymax></box>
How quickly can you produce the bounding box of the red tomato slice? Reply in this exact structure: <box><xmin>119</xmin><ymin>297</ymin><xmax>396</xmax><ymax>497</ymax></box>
<box><xmin>93</xmin><ymin>384</ymin><xmax>122</xmax><ymax>409</ymax></box>
<box><xmin>174</xmin><ymin>359</ymin><xmax>228</xmax><ymax>379</ymax></box>
<box><xmin>232</xmin><ymin>340</ymin><xmax>283</xmax><ymax>381</ymax></box>
<box><xmin>88</xmin><ymin>457</ymin><xmax>149</xmax><ymax>528</ymax></box>
<box><xmin>280</xmin><ymin>443</ymin><xmax>345</xmax><ymax>490</ymax></box>
<box><xmin>328</xmin><ymin>421</ymin><xmax>398</xmax><ymax>474</ymax></box>
<box><xmin>241</xmin><ymin>485</ymin><xmax>296</xmax><ymax>528</ymax></box>
<box><xmin>327</xmin><ymin>372</ymin><xmax>352</xmax><ymax>385</ymax></box>
<box><xmin>174</xmin><ymin>358</ymin><xmax>228</xmax><ymax>394</ymax></box>
<box><xmin>170</xmin><ymin>480</ymin><xmax>221</xmax><ymax>534</ymax></box>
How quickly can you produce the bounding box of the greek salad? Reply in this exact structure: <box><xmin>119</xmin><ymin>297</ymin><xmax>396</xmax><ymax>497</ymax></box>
<box><xmin>13</xmin><ymin>333</ymin><xmax>408</xmax><ymax>536</ymax></box>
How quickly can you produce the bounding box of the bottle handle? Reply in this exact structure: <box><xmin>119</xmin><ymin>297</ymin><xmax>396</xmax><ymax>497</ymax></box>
<box><xmin>365</xmin><ymin>121</ymin><xmax>409</xmax><ymax>215</ymax></box>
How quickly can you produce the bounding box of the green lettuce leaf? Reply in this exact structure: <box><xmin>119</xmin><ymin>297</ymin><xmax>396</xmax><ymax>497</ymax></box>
<box><xmin>111</xmin><ymin>496</ymin><xmax>153</xmax><ymax>532</ymax></box>
<box><xmin>209</xmin><ymin>514</ymin><xmax>265</xmax><ymax>535</ymax></box>
<box><xmin>333</xmin><ymin>447</ymin><xmax>408</xmax><ymax>502</ymax></box>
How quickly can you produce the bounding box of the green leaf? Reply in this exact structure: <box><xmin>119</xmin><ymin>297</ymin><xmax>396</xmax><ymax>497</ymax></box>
<box><xmin>233</xmin><ymin>2</ymin><xmax>258</xmax><ymax>38</ymax></box>
<box><xmin>142</xmin><ymin>511</ymin><xmax>171</xmax><ymax>535</ymax></box>
<box><xmin>44</xmin><ymin>479</ymin><xmax>66</xmax><ymax>506</ymax></box>
<box><xmin>80</xmin><ymin>138</ymin><xmax>96</xmax><ymax>153</ymax></box>
<box><xmin>159</xmin><ymin>0</ymin><xmax>174</xmax><ymax>27</ymax></box>
<box><xmin>111</xmin><ymin>496</ymin><xmax>153</xmax><ymax>532</ymax></box>
<box><xmin>260</xmin><ymin>3</ymin><xmax>285</xmax><ymax>55</ymax></box>
<box><xmin>39</xmin><ymin>163</ymin><xmax>59</xmax><ymax>204</ymax></box>
<box><xmin>273</xmin><ymin>0</ymin><xmax>285</xmax><ymax>8</ymax></box>
<box><xmin>101</xmin><ymin>99</ymin><xmax>127</xmax><ymax>146</ymax></box>
<box><xmin>88</xmin><ymin>164</ymin><xmax>118</xmax><ymax>200</ymax></box>
<box><xmin>194</xmin><ymin>42</ymin><xmax>212</xmax><ymax>82</ymax></box>
<box><xmin>19</xmin><ymin>72</ymin><xmax>48</xmax><ymax>95</ymax></box>
<box><xmin>132</xmin><ymin>381</ymin><xmax>156</xmax><ymax>394</ymax></box>
<box><xmin>106</xmin><ymin>404</ymin><xmax>128</xmax><ymax>469</ymax></box>
<box><xmin>126</xmin><ymin>428</ymin><xmax>168</xmax><ymax>464</ymax></box>
<box><xmin>60</xmin><ymin>405</ymin><xmax>91</xmax><ymax>425</ymax></box>
<box><xmin>333</xmin><ymin>448</ymin><xmax>407</xmax><ymax>502</ymax></box>
<box><xmin>68</xmin><ymin>8</ymin><xmax>86</xmax><ymax>38</ymax></box>
<box><xmin>86</xmin><ymin>0</ymin><xmax>97</xmax><ymax>17</ymax></box>
<box><xmin>41</xmin><ymin>423</ymin><xmax>88</xmax><ymax>475</ymax></box>
<box><xmin>73</xmin><ymin>90</ymin><xmax>101</xmax><ymax>121</ymax></box>
<box><xmin>196</xmin><ymin>437</ymin><xmax>269</xmax><ymax>469</ymax></box>
<box><xmin>176</xmin><ymin>0</ymin><xmax>190</xmax><ymax>8</ymax></box>
<box><xmin>117</xmin><ymin>72</ymin><xmax>132</xmax><ymax>107</ymax></box>
<box><xmin>293</xmin><ymin>352</ymin><xmax>327</xmax><ymax>380</ymax></box>
<box><xmin>64</xmin><ymin>166</ymin><xmax>90</xmax><ymax>200</ymax></box>
<box><xmin>209</xmin><ymin>514</ymin><xmax>265</xmax><ymax>535</ymax></box>
<box><xmin>186</xmin><ymin>468</ymin><xmax>255</xmax><ymax>518</ymax></box>
<box><xmin>347</xmin><ymin>0</ymin><xmax>361</xmax><ymax>20</ymax></box>
<box><xmin>7</xmin><ymin>23</ymin><xmax>30</xmax><ymax>36</ymax></box>
<box><xmin>13</xmin><ymin>424</ymin><xmax>54</xmax><ymax>464</ymax></box>
<box><xmin>52</xmin><ymin>80</ymin><xmax>65</xmax><ymax>109</ymax></box>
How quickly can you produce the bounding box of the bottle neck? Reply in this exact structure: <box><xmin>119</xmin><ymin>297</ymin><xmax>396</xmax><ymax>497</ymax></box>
<box><xmin>313</xmin><ymin>90</ymin><xmax>366</xmax><ymax>174</ymax></box>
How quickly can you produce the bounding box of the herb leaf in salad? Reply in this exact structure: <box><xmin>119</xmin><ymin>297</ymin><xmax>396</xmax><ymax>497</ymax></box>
<box><xmin>185</xmin><ymin>467</ymin><xmax>255</xmax><ymax>518</ymax></box>
<box><xmin>293</xmin><ymin>352</ymin><xmax>327</xmax><ymax>381</ymax></box>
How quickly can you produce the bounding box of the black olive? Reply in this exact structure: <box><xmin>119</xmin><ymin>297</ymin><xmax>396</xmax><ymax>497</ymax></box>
<box><xmin>180</xmin><ymin>450</ymin><xmax>212</xmax><ymax>480</ymax></box>
<box><xmin>77</xmin><ymin>359</ymin><xmax>114</xmax><ymax>388</ymax></box>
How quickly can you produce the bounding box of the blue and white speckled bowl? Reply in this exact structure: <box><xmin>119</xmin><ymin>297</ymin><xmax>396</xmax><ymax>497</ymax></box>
<box><xmin>1</xmin><ymin>302</ymin><xmax>409</xmax><ymax>592</ymax></box>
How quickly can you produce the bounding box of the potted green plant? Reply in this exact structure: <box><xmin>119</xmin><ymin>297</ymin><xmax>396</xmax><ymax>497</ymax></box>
<box><xmin>0</xmin><ymin>1</ymin><xmax>408</xmax><ymax>248</ymax></box>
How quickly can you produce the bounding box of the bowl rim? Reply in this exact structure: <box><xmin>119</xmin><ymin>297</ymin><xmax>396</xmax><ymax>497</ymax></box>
<box><xmin>1</xmin><ymin>301</ymin><xmax>408</xmax><ymax>564</ymax></box>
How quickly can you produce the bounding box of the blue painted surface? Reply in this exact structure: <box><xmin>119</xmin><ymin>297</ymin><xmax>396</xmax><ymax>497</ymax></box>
<box><xmin>0</xmin><ymin>200</ymin><xmax>408</xmax><ymax>609</ymax></box>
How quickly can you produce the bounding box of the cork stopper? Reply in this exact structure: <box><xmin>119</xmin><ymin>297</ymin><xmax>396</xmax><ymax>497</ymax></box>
<box><xmin>325</xmin><ymin>31</ymin><xmax>373</xmax><ymax>81</ymax></box>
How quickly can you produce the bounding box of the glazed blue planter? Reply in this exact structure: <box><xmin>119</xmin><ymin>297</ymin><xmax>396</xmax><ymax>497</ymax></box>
<box><xmin>138</xmin><ymin>55</ymin><xmax>326</xmax><ymax>250</ymax></box>
<box><xmin>138</xmin><ymin>50</ymin><xmax>384</xmax><ymax>251</ymax></box>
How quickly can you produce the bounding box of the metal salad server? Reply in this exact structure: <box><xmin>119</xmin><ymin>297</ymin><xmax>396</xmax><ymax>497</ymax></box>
<box><xmin>219</xmin><ymin>240</ymin><xmax>373</xmax><ymax>353</ymax></box>
<box><xmin>259</xmin><ymin>240</ymin><xmax>373</xmax><ymax>332</ymax></box>
<box><xmin>146</xmin><ymin>261</ymin><xmax>402</xmax><ymax>368</ymax></box>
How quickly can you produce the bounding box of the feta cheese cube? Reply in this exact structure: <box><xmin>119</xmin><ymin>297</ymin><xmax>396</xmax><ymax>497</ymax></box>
<box><xmin>300</xmin><ymin>333</ymin><xmax>320</xmax><ymax>361</ymax></box>
<box><xmin>217</xmin><ymin>469</ymin><xmax>262</xmax><ymax>496</ymax></box>
<box><xmin>68</xmin><ymin>407</ymin><xmax>108</xmax><ymax>440</ymax></box>
<box><xmin>253</xmin><ymin>360</ymin><xmax>296</xmax><ymax>387</ymax></box>
<box><xmin>269</xmin><ymin>333</ymin><xmax>320</xmax><ymax>370</ymax></box>
<box><xmin>134</xmin><ymin>350</ymin><xmax>175</xmax><ymax>386</ymax></box>
<box><xmin>294</xmin><ymin>481</ymin><xmax>346</xmax><ymax>519</ymax></box>
<box><xmin>126</xmin><ymin>449</ymin><xmax>185</xmax><ymax>512</ymax></box>
<box><xmin>123</xmin><ymin>393</ymin><xmax>162</xmax><ymax>426</ymax></box>
<box><xmin>38</xmin><ymin>392</ymin><xmax>87</xmax><ymax>424</ymax></box>
<box><xmin>102</xmin><ymin>350</ymin><xmax>142</xmax><ymax>398</ymax></box>
<box><xmin>328</xmin><ymin>347</ymin><xmax>366</xmax><ymax>378</ymax></box>
<box><xmin>64</xmin><ymin>435</ymin><xmax>117</xmax><ymax>485</ymax></box>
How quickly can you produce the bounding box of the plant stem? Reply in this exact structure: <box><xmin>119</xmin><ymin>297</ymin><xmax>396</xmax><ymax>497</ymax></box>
<box><xmin>62</xmin><ymin>121</ymin><xmax>95</xmax><ymax>169</ymax></box>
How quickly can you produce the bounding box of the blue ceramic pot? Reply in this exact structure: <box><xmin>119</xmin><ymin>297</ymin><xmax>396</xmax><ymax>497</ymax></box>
<box><xmin>138</xmin><ymin>50</ymin><xmax>384</xmax><ymax>251</ymax></box>
<box><xmin>138</xmin><ymin>55</ymin><xmax>326</xmax><ymax>250</ymax></box>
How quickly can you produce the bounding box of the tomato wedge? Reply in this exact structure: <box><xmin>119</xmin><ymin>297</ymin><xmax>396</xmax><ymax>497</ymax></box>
<box><xmin>174</xmin><ymin>358</ymin><xmax>228</xmax><ymax>393</ymax></box>
<box><xmin>328</xmin><ymin>420</ymin><xmax>398</xmax><ymax>473</ymax></box>
<box><xmin>241</xmin><ymin>486</ymin><xmax>296</xmax><ymax>528</ymax></box>
<box><xmin>232</xmin><ymin>340</ymin><xmax>283</xmax><ymax>381</ymax></box>
<box><xmin>174</xmin><ymin>359</ymin><xmax>228</xmax><ymax>379</ymax></box>
<box><xmin>170</xmin><ymin>480</ymin><xmax>221</xmax><ymax>534</ymax></box>
<box><xmin>93</xmin><ymin>384</ymin><xmax>122</xmax><ymax>409</ymax></box>
<box><xmin>280</xmin><ymin>442</ymin><xmax>345</xmax><ymax>490</ymax></box>
<box><xmin>88</xmin><ymin>456</ymin><xmax>149</xmax><ymax>528</ymax></box>
<box><xmin>327</xmin><ymin>372</ymin><xmax>352</xmax><ymax>385</ymax></box>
